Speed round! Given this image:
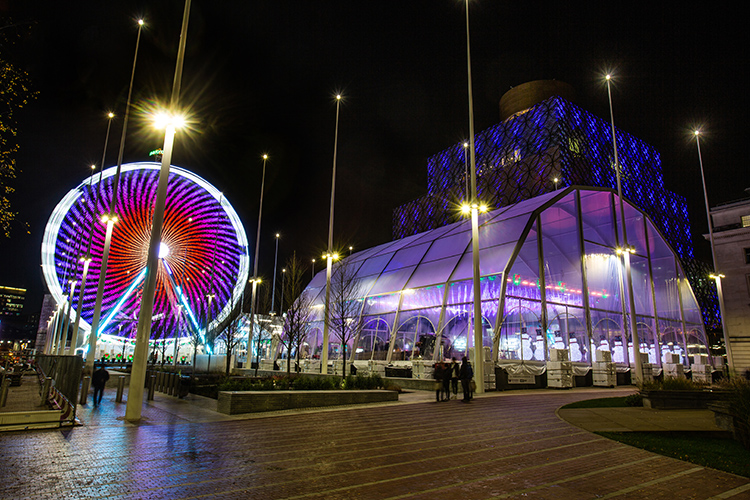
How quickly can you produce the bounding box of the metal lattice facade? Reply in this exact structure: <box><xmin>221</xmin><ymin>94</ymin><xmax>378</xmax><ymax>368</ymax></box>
<box><xmin>393</xmin><ymin>96</ymin><xmax>720</xmax><ymax>330</ymax></box>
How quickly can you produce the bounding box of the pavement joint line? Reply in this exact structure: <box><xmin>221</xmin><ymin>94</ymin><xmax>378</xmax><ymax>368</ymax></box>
<box><xmin>380</xmin><ymin>445</ymin><xmax>636</xmax><ymax>500</ymax></box>
<box><xmin>490</xmin><ymin>454</ymin><xmax>661</xmax><ymax>498</ymax></box>
<box><xmin>596</xmin><ymin>466</ymin><xmax>705</xmax><ymax>499</ymax></box>
<box><xmin>708</xmin><ymin>482</ymin><xmax>750</xmax><ymax>499</ymax></box>
<box><xmin>100</xmin><ymin>434</ymin><xmax>603</xmax><ymax>499</ymax></box>
<box><xmin>12</xmin><ymin>416</ymin><xmax>574</xmax><ymax>478</ymax></box>
<box><xmin>251</xmin><ymin>437</ymin><xmax>608</xmax><ymax>500</ymax></box>
<box><xmin>66</xmin><ymin>427</ymin><xmax>595</xmax><ymax>493</ymax></box>
<box><xmin>40</xmin><ymin>406</ymin><xmax>571</xmax><ymax>474</ymax></box>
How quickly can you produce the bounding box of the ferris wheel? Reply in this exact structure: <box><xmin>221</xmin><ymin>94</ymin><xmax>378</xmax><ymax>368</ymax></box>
<box><xmin>41</xmin><ymin>162</ymin><xmax>249</xmax><ymax>346</ymax></box>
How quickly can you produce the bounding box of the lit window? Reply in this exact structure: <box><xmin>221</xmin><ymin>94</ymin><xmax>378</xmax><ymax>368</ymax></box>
<box><xmin>742</xmin><ymin>215</ymin><xmax>750</xmax><ymax>227</ymax></box>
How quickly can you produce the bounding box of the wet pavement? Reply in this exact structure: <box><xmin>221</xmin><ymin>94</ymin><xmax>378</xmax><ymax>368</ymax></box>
<box><xmin>2</xmin><ymin>385</ymin><xmax>750</xmax><ymax>499</ymax></box>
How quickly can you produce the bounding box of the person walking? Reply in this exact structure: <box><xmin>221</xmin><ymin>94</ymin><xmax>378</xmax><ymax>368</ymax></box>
<box><xmin>92</xmin><ymin>364</ymin><xmax>110</xmax><ymax>407</ymax></box>
<box><xmin>459</xmin><ymin>356</ymin><xmax>473</xmax><ymax>402</ymax></box>
<box><xmin>450</xmin><ymin>357</ymin><xmax>460</xmax><ymax>399</ymax></box>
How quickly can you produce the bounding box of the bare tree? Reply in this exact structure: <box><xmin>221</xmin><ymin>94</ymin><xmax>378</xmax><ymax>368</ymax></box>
<box><xmin>252</xmin><ymin>283</ymin><xmax>277</xmax><ymax>376</ymax></box>
<box><xmin>216</xmin><ymin>309</ymin><xmax>244</xmax><ymax>376</ymax></box>
<box><xmin>279</xmin><ymin>253</ymin><xmax>314</xmax><ymax>375</ymax></box>
<box><xmin>326</xmin><ymin>257</ymin><xmax>366</xmax><ymax>378</ymax></box>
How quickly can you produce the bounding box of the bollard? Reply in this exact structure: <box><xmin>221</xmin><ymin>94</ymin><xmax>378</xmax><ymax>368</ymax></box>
<box><xmin>155</xmin><ymin>371</ymin><xmax>161</xmax><ymax>392</ymax></box>
<box><xmin>40</xmin><ymin>377</ymin><xmax>52</xmax><ymax>406</ymax></box>
<box><xmin>116</xmin><ymin>375</ymin><xmax>125</xmax><ymax>403</ymax></box>
<box><xmin>157</xmin><ymin>371</ymin><xmax>164</xmax><ymax>392</ymax></box>
<box><xmin>169</xmin><ymin>373</ymin><xmax>177</xmax><ymax>396</ymax></box>
<box><xmin>0</xmin><ymin>378</ymin><xmax>10</xmax><ymax>407</ymax></box>
<box><xmin>80</xmin><ymin>376</ymin><xmax>91</xmax><ymax>405</ymax></box>
<box><xmin>147</xmin><ymin>375</ymin><xmax>156</xmax><ymax>401</ymax></box>
<box><xmin>144</xmin><ymin>370</ymin><xmax>150</xmax><ymax>388</ymax></box>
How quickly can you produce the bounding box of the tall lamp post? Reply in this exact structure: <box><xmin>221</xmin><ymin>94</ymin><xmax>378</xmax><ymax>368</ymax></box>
<box><xmin>272</xmin><ymin>233</ymin><xmax>280</xmax><ymax>314</ymax></box>
<box><xmin>694</xmin><ymin>130</ymin><xmax>734</xmax><ymax>374</ymax></box>
<box><xmin>462</xmin><ymin>0</ymin><xmax>486</xmax><ymax>393</ymax></box>
<box><xmin>606</xmin><ymin>74</ymin><xmax>643</xmax><ymax>383</ymax></box>
<box><xmin>86</xmin><ymin>18</ymin><xmax>145</xmax><ymax>374</ymax></box>
<box><xmin>322</xmin><ymin>94</ymin><xmax>342</xmax><ymax>375</ymax></box>
<box><xmin>248</xmin><ymin>154</ymin><xmax>268</xmax><ymax>373</ymax></box>
<box><xmin>126</xmin><ymin>1</ymin><xmax>191</xmax><ymax>422</ymax></box>
<box><xmin>70</xmin><ymin>115</ymin><xmax>115</xmax><ymax>355</ymax></box>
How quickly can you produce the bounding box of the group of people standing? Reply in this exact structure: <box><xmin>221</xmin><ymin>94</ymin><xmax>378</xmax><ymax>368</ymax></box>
<box><xmin>433</xmin><ymin>356</ymin><xmax>474</xmax><ymax>403</ymax></box>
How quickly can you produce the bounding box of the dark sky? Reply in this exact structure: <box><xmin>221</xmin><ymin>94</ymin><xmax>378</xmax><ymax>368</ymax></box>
<box><xmin>1</xmin><ymin>1</ymin><xmax>747</xmax><ymax>313</ymax></box>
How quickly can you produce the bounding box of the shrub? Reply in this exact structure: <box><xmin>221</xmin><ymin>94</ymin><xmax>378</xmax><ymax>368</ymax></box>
<box><xmin>343</xmin><ymin>374</ymin><xmax>385</xmax><ymax>390</ymax></box>
<box><xmin>625</xmin><ymin>393</ymin><xmax>643</xmax><ymax>407</ymax></box>
<box><xmin>641</xmin><ymin>377</ymin><xmax>706</xmax><ymax>392</ymax></box>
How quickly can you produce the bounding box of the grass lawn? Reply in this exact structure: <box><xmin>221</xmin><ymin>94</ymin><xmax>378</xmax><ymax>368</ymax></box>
<box><xmin>598</xmin><ymin>431</ymin><xmax>750</xmax><ymax>478</ymax></box>
<box><xmin>561</xmin><ymin>396</ymin><xmax>635</xmax><ymax>409</ymax></box>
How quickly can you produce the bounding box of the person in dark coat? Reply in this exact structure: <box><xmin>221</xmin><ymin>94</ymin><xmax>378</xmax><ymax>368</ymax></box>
<box><xmin>92</xmin><ymin>364</ymin><xmax>110</xmax><ymax>407</ymax></box>
<box><xmin>433</xmin><ymin>362</ymin><xmax>444</xmax><ymax>402</ymax></box>
<box><xmin>450</xmin><ymin>357</ymin><xmax>460</xmax><ymax>399</ymax></box>
<box><xmin>459</xmin><ymin>356</ymin><xmax>473</xmax><ymax>402</ymax></box>
<box><xmin>441</xmin><ymin>360</ymin><xmax>452</xmax><ymax>401</ymax></box>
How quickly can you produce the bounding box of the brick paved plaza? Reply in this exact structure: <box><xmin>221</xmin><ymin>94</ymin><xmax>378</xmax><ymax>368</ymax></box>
<box><xmin>2</xmin><ymin>388</ymin><xmax>750</xmax><ymax>499</ymax></box>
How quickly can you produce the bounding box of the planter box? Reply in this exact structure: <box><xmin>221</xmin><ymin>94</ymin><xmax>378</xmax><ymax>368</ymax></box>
<box><xmin>217</xmin><ymin>389</ymin><xmax>398</xmax><ymax>415</ymax></box>
<box><xmin>708</xmin><ymin>402</ymin><xmax>750</xmax><ymax>450</ymax></box>
<box><xmin>642</xmin><ymin>390</ymin><xmax>727</xmax><ymax>410</ymax></box>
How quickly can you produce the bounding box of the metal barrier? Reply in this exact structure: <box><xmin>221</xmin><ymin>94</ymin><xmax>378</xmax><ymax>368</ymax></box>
<box><xmin>116</xmin><ymin>376</ymin><xmax>125</xmax><ymax>403</ymax></box>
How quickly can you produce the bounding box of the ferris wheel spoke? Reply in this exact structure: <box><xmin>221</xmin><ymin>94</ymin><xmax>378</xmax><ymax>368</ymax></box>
<box><xmin>99</xmin><ymin>267</ymin><xmax>147</xmax><ymax>333</ymax></box>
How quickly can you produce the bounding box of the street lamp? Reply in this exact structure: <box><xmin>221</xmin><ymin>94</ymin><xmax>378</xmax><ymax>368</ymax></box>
<box><xmin>463</xmin><ymin>141</ymin><xmax>469</xmax><ymax>200</ymax></box>
<box><xmin>70</xmin><ymin>114</ymin><xmax>115</xmax><ymax>355</ymax></box>
<box><xmin>311</xmin><ymin>258</ymin><xmax>316</xmax><ymax>280</ymax></box>
<box><xmin>272</xmin><ymin>233</ymin><xmax>280</xmax><ymax>314</ymax></box>
<box><xmin>280</xmin><ymin>268</ymin><xmax>287</xmax><ymax>315</ymax></box>
<box><xmin>248</xmin><ymin>154</ymin><xmax>269</xmax><ymax>372</ymax></box>
<box><xmin>126</xmin><ymin>1</ymin><xmax>191</xmax><ymax>423</ymax></box>
<box><xmin>695</xmin><ymin>130</ymin><xmax>734</xmax><ymax>374</ymax></box>
<box><xmin>348</xmin><ymin>245</ymin><xmax>353</xmax><ymax>256</ymax></box>
<box><xmin>322</xmin><ymin>93</ymin><xmax>342</xmax><ymax>375</ymax></box>
<box><xmin>87</xmin><ymin>18</ymin><xmax>145</xmax><ymax>375</ymax></box>
<box><xmin>605</xmin><ymin>73</ymin><xmax>643</xmax><ymax>383</ymax></box>
<box><xmin>553</xmin><ymin>177</ymin><xmax>559</xmax><ymax>191</ymax></box>
<box><xmin>463</xmin><ymin>0</ymin><xmax>485</xmax><ymax>393</ymax></box>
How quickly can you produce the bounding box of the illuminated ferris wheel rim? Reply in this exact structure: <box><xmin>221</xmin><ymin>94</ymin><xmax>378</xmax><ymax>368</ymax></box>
<box><xmin>41</xmin><ymin>161</ymin><xmax>250</xmax><ymax>338</ymax></box>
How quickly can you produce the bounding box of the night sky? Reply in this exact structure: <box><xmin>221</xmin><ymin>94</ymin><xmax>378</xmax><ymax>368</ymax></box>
<box><xmin>1</xmin><ymin>1</ymin><xmax>746</xmax><ymax>313</ymax></box>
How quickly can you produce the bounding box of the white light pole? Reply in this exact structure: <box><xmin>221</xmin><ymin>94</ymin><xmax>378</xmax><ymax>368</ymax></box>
<box><xmin>322</xmin><ymin>94</ymin><xmax>342</xmax><ymax>375</ymax></box>
<box><xmin>86</xmin><ymin>19</ymin><xmax>145</xmax><ymax>374</ymax></box>
<box><xmin>71</xmin><ymin>115</ymin><xmax>115</xmax><ymax>355</ymax></box>
<box><xmin>463</xmin><ymin>0</ymin><xmax>485</xmax><ymax>393</ymax></box>
<box><xmin>126</xmin><ymin>1</ymin><xmax>191</xmax><ymax>422</ymax></box>
<box><xmin>247</xmin><ymin>154</ymin><xmax>268</xmax><ymax>372</ymax></box>
<box><xmin>695</xmin><ymin>130</ymin><xmax>734</xmax><ymax>374</ymax></box>
<box><xmin>606</xmin><ymin>73</ymin><xmax>643</xmax><ymax>383</ymax></box>
<box><xmin>272</xmin><ymin>233</ymin><xmax>280</xmax><ymax>314</ymax></box>
<box><xmin>280</xmin><ymin>268</ymin><xmax>286</xmax><ymax>315</ymax></box>
<box><xmin>463</xmin><ymin>141</ymin><xmax>469</xmax><ymax>201</ymax></box>
<box><xmin>311</xmin><ymin>259</ymin><xmax>315</xmax><ymax>280</ymax></box>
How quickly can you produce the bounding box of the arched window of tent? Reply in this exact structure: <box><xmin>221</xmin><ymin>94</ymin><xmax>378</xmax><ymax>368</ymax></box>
<box><xmin>357</xmin><ymin>317</ymin><xmax>391</xmax><ymax>360</ymax></box>
<box><xmin>635</xmin><ymin>321</ymin><xmax>657</xmax><ymax>365</ymax></box>
<box><xmin>497</xmin><ymin>302</ymin><xmax>542</xmax><ymax>361</ymax></box>
<box><xmin>660</xmin><ymin>325</ymin><xmax>686</xmax><ymax>364</ymax></box>
<box><xmin>591</xmin><ymin>317</ymin><xmax>622</xmax><ymax>362</ymax></box>
<box><xmin>686</xmin><ymin>328</ymin><xmax>710</xmax><ymax>359</ymax></box>
<box><xmin>547</xmin><ymin>310</ymin><xmax>586</xmax><ymax>362</ymax></box>
<box><xmin>392</xmin><ymin>316</ymin><xmax>435</xmax><ymax>361</ymax></box>
<box><xmin>441</xmin><ymin>312</ymin><xmax>493</xmax><ymax>361</ymax></box>
<box><xmin>308</xmin><ymin>326</ymin><xmax>323</xmax><ymax>360</ymax></box>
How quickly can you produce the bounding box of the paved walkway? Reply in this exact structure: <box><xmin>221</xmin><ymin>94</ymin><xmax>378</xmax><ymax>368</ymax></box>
<box><xmin>2</xmin><ymin>384</ymin><xmax>750</xmax><ymax>499</ymax></box>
